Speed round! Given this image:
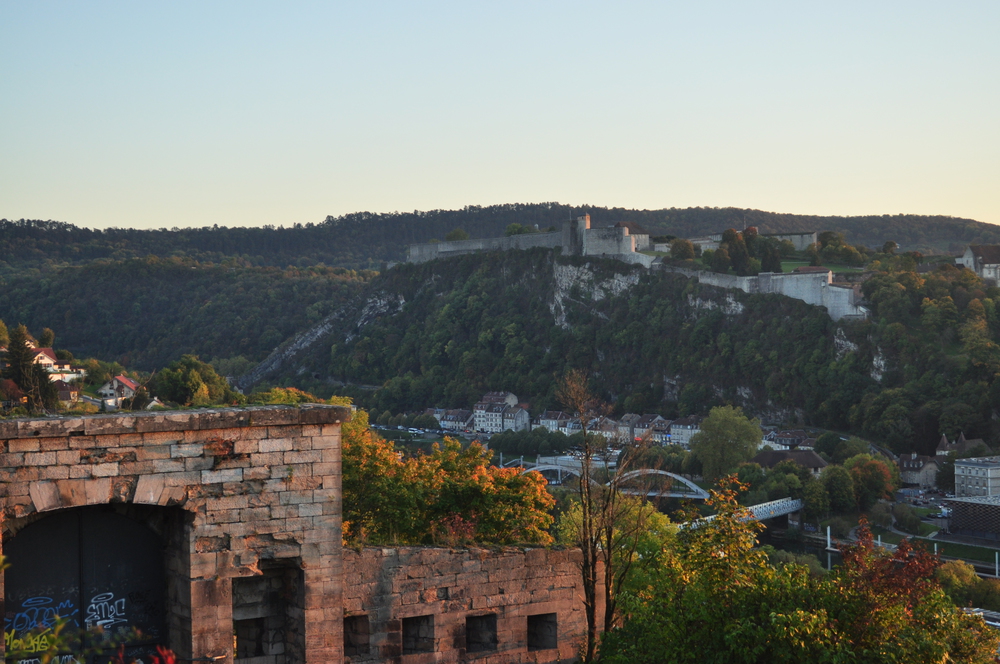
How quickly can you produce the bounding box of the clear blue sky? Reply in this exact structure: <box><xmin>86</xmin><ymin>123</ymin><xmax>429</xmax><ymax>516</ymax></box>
<box><xmin>2</xmin><ymin>2</ymin><xmax>997</xmax><ymax>229</ymax></box>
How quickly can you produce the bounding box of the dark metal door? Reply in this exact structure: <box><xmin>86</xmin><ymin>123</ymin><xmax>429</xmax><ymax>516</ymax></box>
<box><xmin>4</xmin><ymin>507</ymin><xmax>168</xmax><ymax>664</ymax></box>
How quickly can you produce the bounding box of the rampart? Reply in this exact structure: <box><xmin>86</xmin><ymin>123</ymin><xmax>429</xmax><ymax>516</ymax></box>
<box><xmin>407</xmin><ymin>232</ymin><xmax>562</xmax><ymax>263</ymax></box>
<box><xmin>663</xmin><ymin>266</ymin><xmax>868</xmax><ymax>321</ymax></box>
<box><xmin>343</xmin><ymin>547</ymin><xmax>588</xmax><ymax>664</ymax></box>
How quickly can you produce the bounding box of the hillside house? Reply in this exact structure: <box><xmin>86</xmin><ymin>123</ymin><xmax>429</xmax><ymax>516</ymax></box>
<box><xmin>774</xmin><ymin>430</ymin><xmax>811</xmax><ymax>450</ymax></box>
<box><xmin>97</xmin><ymin>375</ymin><xmax>139</xmax><ymax>401</ymax></box>
<box><xmin>898</xmin><ymin>453</ymin><xmax>939</xmax><ymax>488</ymax></box>
<box><xmin>958</xmin><ymin>245</ymin><xmax>1000</xmax><ymax>283</ymax></box>
<box><xmin>53</xmin><ymin>379</ymin><xmax>79</xmax><ymax>405</ymax></box>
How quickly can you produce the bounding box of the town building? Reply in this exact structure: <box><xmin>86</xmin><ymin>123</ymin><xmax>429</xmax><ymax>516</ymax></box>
<box><xmin>440</xmin><ymin>409</ymin><xmax>474</xmax><ymax>431</ymax></box>
<box><xmin>955</xmin><ymin>456</ymin><xmax>1000</xmax><ymax>498</ymax></box>
<box><xmin>898</xmin><ymin>453</ymin><xmax>939</xmax><ymax>488</ymax></box>
<box><xmin>669</xmin><ymin>416</ymin><xmax>703</xmax><ymax>449</ymax></box>
<box><xmin>936</xmin><ymin>432</ymin><xmax>986</xmax><ymax>457</ymax></box>
<box><xmin>534</xmin><ymin>410</ymin><xmax>570</xmax><ymax>432</ymax></box>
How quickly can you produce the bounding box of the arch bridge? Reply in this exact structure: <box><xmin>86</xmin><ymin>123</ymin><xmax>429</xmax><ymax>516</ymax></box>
<box><xmin>522</xmin><ymin>466</ymin><xmax>710</xmax><ymax>500</ymax></box>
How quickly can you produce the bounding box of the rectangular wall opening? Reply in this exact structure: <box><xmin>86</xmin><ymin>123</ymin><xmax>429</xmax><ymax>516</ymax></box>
<box><xmin>232</xmin><ymin>563</ymin><xmax>305</xmax><ymax>664</ymax></box>
<box><xmin>527</xmin><ymin>613</ymin><xmax>557</xmax><ymax>651</ymax></box>
<box><xmin>466</xmin><ymin>613</ymin><xmax>498</xmax><ymax>653</ymax></box>
<box><xmin>402</xmin><ymin>615</ymin><xmax>435</xmax><ymax>654</ymax></box>
<box><xmin>344</xmin><ymin>614</ymin><xmax>371</xmax><ymax>656</ymax></box>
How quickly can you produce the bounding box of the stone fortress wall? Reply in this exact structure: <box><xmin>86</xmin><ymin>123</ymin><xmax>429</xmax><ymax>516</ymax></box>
<box><xmin>407</xmin><ymin>217</ymin><xmax>863</xmax><ymax>320</ymax></box>
<box><xmin>0</xmin><ymin>407</ymin><xmax>590</xmax><ymax>664</ymax></box>
<box><xmin>665</xmin><ymin>266</ymin><xmax>867</xmax><ymax>321</ymax></box>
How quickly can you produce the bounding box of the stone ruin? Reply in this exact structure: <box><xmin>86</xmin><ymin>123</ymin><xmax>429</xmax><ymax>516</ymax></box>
<box><xmin>0</xmin><ymin>407</ymin><xmax>587</xmax><ymax>664</ymax></box>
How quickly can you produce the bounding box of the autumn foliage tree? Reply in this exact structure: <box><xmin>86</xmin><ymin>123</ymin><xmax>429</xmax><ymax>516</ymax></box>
<box><xmin>340</xmin><ymin>409</ymin><xmax>554</xmax><ymax>546</ymax></box>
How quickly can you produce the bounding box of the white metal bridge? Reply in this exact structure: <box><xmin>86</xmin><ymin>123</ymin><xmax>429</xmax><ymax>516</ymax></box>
<box><xmin>523</xmin><ymin>465</ymin><xmax>710</xmax><ymax>499</ymax></box>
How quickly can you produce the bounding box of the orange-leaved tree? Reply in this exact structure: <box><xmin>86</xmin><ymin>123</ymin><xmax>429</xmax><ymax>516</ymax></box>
<box><xmin>341</xmin><ymin>408</ymin><xmax>553</xmax><ymax>546</ymax></box>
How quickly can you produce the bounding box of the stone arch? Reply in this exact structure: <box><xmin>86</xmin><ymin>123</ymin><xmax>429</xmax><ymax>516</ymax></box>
<box><xmin>3</xmin><ymin>504</ymin><xmax>183</xmax><ymax>663</ymax></box>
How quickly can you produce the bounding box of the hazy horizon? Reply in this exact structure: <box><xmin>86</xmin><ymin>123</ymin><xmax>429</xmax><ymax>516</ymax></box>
<box><xmin>3</xmin><ymin>2</ymin><xmax>997</xmax><ymax>230</ymax></box>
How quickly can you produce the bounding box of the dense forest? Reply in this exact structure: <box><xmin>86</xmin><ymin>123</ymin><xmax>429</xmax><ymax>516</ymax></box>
<box><xmin>2</xmin><ymin>203</ymin><xmax>996</xmax><ymax>272</ymax></box>
<box><xmin>0</xmin><ymin>256</ymin><xmax>373</xmax><ymax>371</ymax></box>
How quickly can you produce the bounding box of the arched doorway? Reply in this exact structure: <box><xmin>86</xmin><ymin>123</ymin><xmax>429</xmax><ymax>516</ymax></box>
<box><xmin>4</xmin><ymin>506</ymin><xmax>168</xmax><ymax>664</ymax></box>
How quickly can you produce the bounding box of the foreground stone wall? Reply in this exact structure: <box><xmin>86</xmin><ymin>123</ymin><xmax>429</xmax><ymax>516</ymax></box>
<box><xmin>0</xmin><ymin>405</ymin><xmax>349</xmax><ymax>664</ymax></box>
<box><xmin>343</xmin><ymin>547</ymin><xmax>589</xmax><ymax>664</ymax></box>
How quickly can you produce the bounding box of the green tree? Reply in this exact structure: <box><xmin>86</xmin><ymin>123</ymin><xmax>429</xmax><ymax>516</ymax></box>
<box><xmin>710</xmin><ymin>246</ymin><xmax>731</xmax><ymax>273</ymax></box>
<box><xmin>670</xmin><ymin>239</ymin><xmax>695</xmax><ymax>260</ymax></box>
<box><xmin>802</xmin><ymin>481</ymin><xmax>830</xmax><ymax>522</ymax></box>
<box><xmin>3</xmin><ymin>324</ymin><xmax>57</xmax><ymax>412</ymax></box>
<box><xmin>821</xmin><ymin>465</ymin><xmax>856</xmax><ymax>514</ymax></box>
<box><xmin>0</xmin><ymin>319</ymin><xmax>9</xmax><ymax>348</ymax></box>
<box><xmin>37</xmin><ymin>327</ymin><xmax>55</xmax><ymax>348</ymax></box>
<box><xmin>151</xmin><ymin>355</ymin><xmax>244</xmax><ymax>406</ymax></box>
<box><xmin>690</xmin><ymin>405</ymin><xmax>761</xmax><ymax>482</ymax></box>
<box><xmin>444</xmin><ymin>228</ymin><xmax>470</xmax><ymax>242</ymax></box>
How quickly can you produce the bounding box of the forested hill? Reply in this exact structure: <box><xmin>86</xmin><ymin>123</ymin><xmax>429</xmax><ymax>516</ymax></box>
<box><xmin>251</xmin><ymin>248</ymin><xmax>1000</xmax><ymax>457</ymax></box>
<box><xmin>0</xmin><ymin>257</ymin><xmax>374</xmax><ymax>371</ymax></box>
<box><xmin>3</xmin><ymin>204</ymin><xmax>996</xmax><ymax>271</ymax></box>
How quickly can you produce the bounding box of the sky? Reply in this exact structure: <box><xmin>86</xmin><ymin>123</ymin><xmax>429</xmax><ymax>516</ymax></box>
<box><xmin>2</xmin><ymin>2</ymin><xmax>998</xmax><ymax>229</ymax></box>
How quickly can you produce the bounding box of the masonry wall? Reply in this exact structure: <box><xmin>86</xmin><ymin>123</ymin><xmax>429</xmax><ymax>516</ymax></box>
<box><xmin>0</xmin><ymin>405</ymin><xmax>349</xmax><ymax>664</ymax></box>
<box><xmin>664</xmin><ymin>266</ymin><xmax>868</xmax><ymax>321</ymax></box>
<box><xmin>407</xmin><ymin>233</ymin><xmax>563</xmax><ymax>263</ymax></box>
<box><xmin>343</xmin><ymin>547</ymin><xmax>589</xmax><ymax>664</ymax></box>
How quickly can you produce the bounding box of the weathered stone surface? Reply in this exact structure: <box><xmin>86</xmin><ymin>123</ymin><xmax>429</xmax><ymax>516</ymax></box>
<box><xmin>343</xmin><ymin>547</ymin><xmax>590</xmax><ymax>664</ymax></box>
<box><xmin>0</xmin><ymin>407</ymin><xmax>343</xmax><ymax>664</ymax></box>
<box><xmin>0</xmin><ymin>406</ymin><xmax>585</xmax><ymax>664</ymax></box>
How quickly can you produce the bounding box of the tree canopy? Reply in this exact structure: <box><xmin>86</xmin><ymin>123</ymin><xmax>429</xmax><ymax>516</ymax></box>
<box><xmin>599</xmin><ymin>481</ymin><xmax>1000</xmax><ymax>664</ymax></box>
<box><xmin>691</xmin><ymin>406</ymin><xmax>761</xmax><ymax>481</ymax></box>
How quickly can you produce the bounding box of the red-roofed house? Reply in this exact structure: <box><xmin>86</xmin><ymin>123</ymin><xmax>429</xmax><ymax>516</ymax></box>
<box><xmin>98</xmin><ymin>375</ymin><xmax>139</xmax><ymax>400</ymax></box>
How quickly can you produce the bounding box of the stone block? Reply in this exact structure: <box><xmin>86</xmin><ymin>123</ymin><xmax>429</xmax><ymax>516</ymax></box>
<box><xmin>85</xmin><ymin>478</ymin><xmax>113</xmax><ymax>504</ymax></box>
<box><xmin>134</xmin><ymin>474</ymin><xmax>166</xmax><ymax>504</ymax></box>
<box><xmin>56</xmin><ymin>479</ymin><xmax>88</xmax><ymax>507</ymax></box>
<box><xmin>29</xmin><ymin>481</ymin><xmax>60</xmax><ymax>512</ymax></box>
<box><xmin>91</xmin><ymin>462</ymin><xmax>120</xmax><ymax>477</ymax></box>
<box><xmin>39</xmin><ymin>466</ymin><xmax>70</xmax><ymax>480</ymax></box>
<box><xmin>249</xmin><ymin>406</ymin><xmax>299</xmax><ymax>426</ymax></box>
<box><xmin>259</xmin><ymin>438</ymin><xmax>294</xmax><ymax>453</ymax></box>
<box><xmin>18</xmin><ymin>418</ymin><xmax>85</xmax><ymax>438</ymax></box>
<box><xmin>171</xmin><ymin>443</ymin><xmax>204</xmax><ymax>458</ymax></box>
<box><xmin>133</xmin><ymin>411</ymin><xmax>188</xmax><ymax>432</ymax></box>
<box><xmin>9</xmin><ymin>438</ymin><xmax>41</xmax><ymax>453</ymax></box>
<box><xmin>84</xmin><ymin>414</ymin><xmax>138</xmax><ymax>435</ymax></box>
<box><xmin>202</xmin><ymin>468</ymin><xmax>243</xmax><ymax>484</ymax></box>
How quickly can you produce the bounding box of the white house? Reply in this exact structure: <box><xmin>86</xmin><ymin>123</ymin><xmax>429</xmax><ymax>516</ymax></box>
<box><xmin>97</xmin><ymin>375</ymin><xmax>139</xmax><ymax>401</ymax></box>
